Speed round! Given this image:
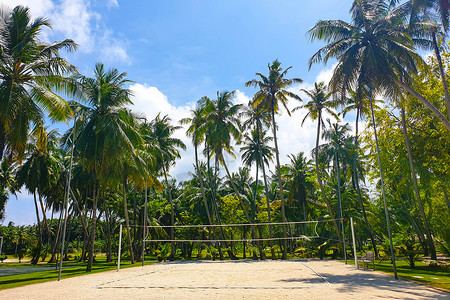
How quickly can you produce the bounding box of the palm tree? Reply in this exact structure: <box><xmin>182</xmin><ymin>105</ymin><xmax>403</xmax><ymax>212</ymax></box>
<box><xmin>293</xmin><ymin>82</ymin><xmax>340</xmax><ymax>237</ymax></box>
<box><xmin>240</xmin><ymin>128</ymin><xmax>274</xmax><ymax>225</ymax></box>
<box><xmin>204</xmin><ymin>91</ymin><xmax>252</xmax><ymax>223</ymax></box>
<box><xmin>285</xmin><ymin>152</ymin><xmax>314</xmax><ymax>233</ymax></box>
<box><xmin>317</xmin><ymin>120</ymin><xmax>354</xmax><ymax>259</ymax></box>
<box><xmin>179</xmin><ymin>102</ymin><xmax>213</xmax><ymax>226</ymax></box>
<box><xmin>70</xmin><ymin>63</ymin><xmax>139</xmax><ymax>272</ymax></box>
<box><xmin>246</xmin><ymin>60</ymin><xmax>302</xmax><ymax>259</ymax></box>
<box><xmin>404</xmin><ymin>0</ymin><xmax>450</xmax><ymax>119</ymax></box>
<box><xmin>399</xmin><ymin>102</ymin><xmax>437</xmax><ymax>259</ymax></box>
<box><xmin>340</xmin><ymin>89</ymin><xmax>379</xmax><ymax>257</ymax></box>
<box><xmin>147</xmin><ymin>114</ymin><xmax>186</xmax><ymax>259</ymax></box>
<box><xmin>0</xmin><ymin>6</ymin><xmax>77</xmax><ymax>161</ymax></box>
<box><xmin>15</xmin><ymin>125</ymin><xmax>62</xmax><ymax>264</ymax></box>
<box><xmin>308</xmin><ymin>0</ymin><xmax>450</xmax><ymax>132</ymax></box>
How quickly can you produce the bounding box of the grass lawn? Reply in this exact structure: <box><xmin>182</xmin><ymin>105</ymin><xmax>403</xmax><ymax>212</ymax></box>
<box><xmin>345</xmin><ymin>258</ymin><xmax>450</xmax><ymax>291</ymax></box>
<box><xmin>0</xmin><ymin>257</ymin><xmax>158</xmax><ymax>290</ymax></box>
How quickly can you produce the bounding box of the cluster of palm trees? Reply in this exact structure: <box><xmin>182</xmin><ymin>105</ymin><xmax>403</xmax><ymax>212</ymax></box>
<box><xmin>1</xmin><ymin>0</ymin><xmax>449</xmax><ymax>271</ymax></box>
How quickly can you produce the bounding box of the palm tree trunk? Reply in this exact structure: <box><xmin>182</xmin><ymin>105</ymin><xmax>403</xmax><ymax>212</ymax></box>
<box><xmin>270</xmin><ymin>100</ymin><xmax>288</xmax><ymax>260</ymax></box>
<box><xmin>400</xmin><ymin>107</ymin><xmax>437</xmax><ymax>260</ymax></box>
<box><xmin>162</xmin><ymin>162</ymin><xmax>175</xmax><ymax>260</ymax></box>
<box><xmin>122</xmin><ymin>175</ymin><xmax>135</xmax><ymax>264</ymax></box>
<box><xmin>353</xmin><ymin>108</ymin><xmax>378</xmax><ymax>257</ymax></box>
<box><xmin>335</xmin><ymin>152</ymin><xmax>347</xmax><ymax>262</ymax></box>
<box><xmin>396</xmin><ymin>80</ymin><xmax>450</xmax><ymax>131</ymax></box>
<box><xmin>261</xmin><ymin>159</ymin><xmax>274</xmax><ymax>252</ymax></box>
<box><xmin>252</xmin><ymin>164</ymin><xmax>259</xmax><ymax>224</ymax></box>
<box><xmin>195</xmin><ymin>144</ymin><xmax>212</xmax><ymax>225</ymax></box>
<box><xmin>431</xmin><ymin>30</ymin><xmax>450</xmax><ymax>120</ymax></box>
<box><xmin>38</xmin><ymin>193</ymin><xmax>51</xmax><ymax>243</ymax></box>
<box><xmin>315</xmin><ymin>112</ymin><xmax>340</xmax><ymax>237</ymax></box>
<box><xmin>369</xmin><ymin>90</ymin><xmax>397</xmax><ymax>279</ymax></box>
<box><xmin>222</xmin><ymin>157</ymin><xmax>261</xmax><ymax>258</ymax></box>
<box><xmin>32</xmin><ymin>191</ymin><xmax>42</xmax><ymax>264</ymax></box>
<box><xmin>86</xmin><ymin>181</ymin><xmax>98</xmax><ymax>272</ymax></box>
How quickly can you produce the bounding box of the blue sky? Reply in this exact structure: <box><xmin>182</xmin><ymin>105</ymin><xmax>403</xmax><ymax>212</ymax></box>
<box><xmin>2</xmin><ymin>0</ymin><xmax>356</xmax><ymax>225</ymax></box>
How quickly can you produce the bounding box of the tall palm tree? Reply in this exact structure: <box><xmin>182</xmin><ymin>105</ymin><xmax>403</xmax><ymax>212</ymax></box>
<box><xmin>147</xmin><ymin>114</ymin><xmax>186</xmax><ymax>259</ymax></box>
<box><xmin>179</xmin><ymin>102</ymin><xmax>213</xmax><ymax>226</ymax></box>
<box><xmin>399</xmin><ymin>101</ymin><xmax>437</xmax><ymax>259</ymax></box>
<box><xmin>308</xmin><ymin>0</ymin><xmax>450</xmax><ymax>132</ymax></box>
<box><xmin>204</xmin><ymin>91</ymin><xmax>252</xmax><ymax>223</ymax></box>
<box><xmin>246</xmin><ymin>60</ymin><xmax>302</xmax><ymax>259</ymax></box>
<box><xmin>404</xmin><ymin>0</ymin><xmax>450</xmax><ymax>119</ymax></box>
<box><xmin>340</xmin><ymin>89</ymin><xmax>379</xmax><ymax>257</ymax></box>
<box><xmin>0</xmin><ymin>6</ymin><xmax>77</xmax><ymax>161</ymax></box>
<box><xmin>285</xmin><ymin>152</ymin><xmax>314</xmax><ymax>232</ymax></box>
<box><xmin>317</xmin><ymin>120</ymin><xmax>353</xmax><ymax>258</ymax></box>
<box><xmin>293</xmin><ymin>82</ymin><xmax>340</xmax><ymax>237</ymax></box>
<box><xmin>240</xmin><ymin>128</ymin><xmax>274</xmax><ymax>224</ymax></box>
<box><xmin>16</xmin><ymin>125</ymin><xmax>62</xmax><ymax>264</ymax></box>
<box><xmin>70</xmin><ymin>63</ymin><xmax>139</xmax><ymax>272</ymax></box>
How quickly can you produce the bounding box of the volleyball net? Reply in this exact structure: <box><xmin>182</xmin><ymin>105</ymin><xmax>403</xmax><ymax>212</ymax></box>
<box><xmin>117</xmin><ymin>218</ymin><xmax>358</xmax><ymax>270</ymax></box>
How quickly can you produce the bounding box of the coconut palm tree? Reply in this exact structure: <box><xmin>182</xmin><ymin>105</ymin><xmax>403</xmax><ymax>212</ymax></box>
<box><xmin>15</xmin><ymin>125</ymin><xmax>62</xmax><ymax>264</ymax></box>
<box><xmin>0</xmin><ymin>6</ymin><xmax>77</xmax><ymax>161</ymax></box>
<box><xmin>240</xmin><ymin>128</ymin><xmax>274</xmax><ymax>225</ymax></box>
<box><xmin>284</xmin><ymin>152</ymin><xmax>314</xmax><ymax>233</ymax></box>
<box><xmin>308</xmin><ymin>0</ymin><xmax>450</xmax><ymax>132</ymax></box>
<box><xmin>246</xmin><ymin>60</ymin><xmax>302</xmax><ymax>259</ymax></box>
<box><xmin>293</xmin><ymin>82</ymin><xmax>340</xmax><ymax>237</ymax></box>
<box><xmin>204</xmin><ymin>91</ymin><xmax>252</xmax><ymax>223</ymax></box>
<box><xmin>340</xmin><ymin>89</ymin><xmax>379</xmax><ymax>257</ymax></box>
<box><xmin>70</xmin><ymin>63</ymin><xmax>139</xmax><ymax>272</ymax></box>
<box><xmin>179</xmin><ymin>102</ymin><xmax>213</xmax><ymax>226</ymax></box>
<box><xmin>147</xmin><ymin>114</ymin><xmax>186</xmax><ymax>259</ymax></box>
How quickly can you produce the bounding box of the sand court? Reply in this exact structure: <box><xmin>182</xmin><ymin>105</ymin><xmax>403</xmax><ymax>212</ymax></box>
<box><xmin>1</xmin><ymin>260</ymin><xmax>448</xmax><ymax>299</ymax></box>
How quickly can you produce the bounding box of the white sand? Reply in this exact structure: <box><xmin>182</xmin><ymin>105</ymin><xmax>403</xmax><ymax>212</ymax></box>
<box><xmin>1</xmin><ymin>260</ymin><xmax>448</xmax><ymax>299</ymax></box>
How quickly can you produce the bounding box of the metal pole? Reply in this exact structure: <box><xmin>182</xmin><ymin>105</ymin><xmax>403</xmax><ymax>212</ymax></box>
<box><xmin>58</xmin><ymin>118</ymin><xmax>76</xmax><ymax>281</ymax></box>
<box><xmin>350</xmin><ymin>217</ymin><xmax>358</xmax><ymax>269</ymax></box>
<box><xmin>142</xmin><ymin>164</ymin><xmax>148</xmax><ymax>267</ymax></box>
<box><xmin>0</xmin><ymin>236</ymin><xmax>3</xmax><ymax>259</ymax></box>
<box><xmin>368</xmin><ymin>87</ymin><xmax>398</xmax><ymax>279</ymax></box>
<box><xmin>117</xmin><ymin>224</ymin><xmax>123</xmax><ymax>271</ymax></box>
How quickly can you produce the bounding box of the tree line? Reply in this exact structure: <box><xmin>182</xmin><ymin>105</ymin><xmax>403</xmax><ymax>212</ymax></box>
<box><xmin>0</xmin><ymin>1</ymin><xmax>449</xmax><ymax>271</ymax></box>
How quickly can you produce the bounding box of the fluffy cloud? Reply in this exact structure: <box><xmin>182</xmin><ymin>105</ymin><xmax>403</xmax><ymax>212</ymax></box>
<box><xmin>3</xmin><ymin>0</ymin><xmax>129</xmax><ymax>63</ymax></box>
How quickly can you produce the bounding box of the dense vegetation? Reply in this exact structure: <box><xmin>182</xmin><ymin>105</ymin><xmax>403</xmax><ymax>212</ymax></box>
<box><xmin>0</xmin><ymin>1</ymin><xmax>449</xmax><ymax>275</ymax></box>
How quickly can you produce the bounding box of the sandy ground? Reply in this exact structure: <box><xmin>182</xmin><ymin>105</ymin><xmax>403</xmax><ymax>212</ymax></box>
<box><xmin>0</xmin><ymin>260</ymin><xmax>448</xmax><ymax>299</ymax></box>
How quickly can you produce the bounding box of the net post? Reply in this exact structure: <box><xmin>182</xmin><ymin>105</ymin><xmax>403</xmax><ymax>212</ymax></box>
<box><xmin>117</xmin><ymin>224</ymin><xmax>123</xmax><ymax>271</ymax></box>
<box><xmin>350</xmin><ymin>217</ymin><xmax>358</xmax><ymax>269</ymax></box>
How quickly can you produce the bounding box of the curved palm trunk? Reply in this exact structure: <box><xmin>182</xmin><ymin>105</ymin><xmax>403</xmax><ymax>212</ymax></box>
<box><xmin>431</xmin><ymin>31</ymin><xmax>450</xmax><ymax>120</ymax></box>
<box><xmin>162</xmin><ymin>162</ymin><xmax>175</xmax><ymax>260</ymax></box>
<box><xmin>261</xmin><ymin>158</ymin><xmax>274</xmax><ymax>249</ymax></box>
<box><xmin>194</xmin><ymin>145</ymin><xmax>212</xmax><ymax>225</ymax></box>
<box><xmin>122</xmin><ymin>176</ymin><xmax>135</xmax><ymax>264</ymax></box>
<box><xmin>222</xmin><ymin>157</ymin><xmax>262</xmax><ymax>258</ymax></box>
<box><xmin>86</xmin><ymin>181</ymin><xmax>98</xmax><ymax>272</ymax></box>
<box><xmin>400</xmin><ymin>107</ymin><xmax>437</xmax><ymax>260</ymax></box>
<box><xmin>32</xmin><ymin>191</ymin><xmax>42</xmax><ymax>264</ymax></box>
<box><xmin>396</xmin><ymin>80</ymin><xmax>450</xmax><ymax>131</ymax></box>
<box><xmin>315</xmin><ymin>112</ymin><xmax>340</xmax><ymax>237</ymax></box>
<box><xmin>270</xmin><ymin>100</ymin><xmax>288</xmax><ymax>260</ymax></box>
<box><xmin>335</xmin><ymin>152</ymin><xmax>347</xmax><ymax>262</ymax></box>
<box><xmin>369</xmin><ymin>91</ymin><xmax>397</xmax><ymax>279</ymax></box>
<box><xmin>353</xmin><ymin>109</ymin><xmax>378</xmax><ymax>257</ymax></box>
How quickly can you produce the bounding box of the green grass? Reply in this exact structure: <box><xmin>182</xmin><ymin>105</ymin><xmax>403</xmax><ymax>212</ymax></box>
<box><xmin>346</xmin><ymin>258</ymin><xmax>450</xmax><ymax>291</ymax></box>
<box><xmin>0</xmin><ymin>257</ymin><xmax>158</xmax><ymax>290</ymax></box>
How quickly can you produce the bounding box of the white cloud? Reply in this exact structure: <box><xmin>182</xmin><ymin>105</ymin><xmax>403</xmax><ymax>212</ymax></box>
<box><xmin>100</xmin><ymin>30</ymin><xmax>132</xmax><ymax>65</ymax></box>
<box><xmin>106</xmin><ymin>0</ymin><xmax>119</xmax><ymax>9</ymax></box>
<box><xmin>2</xmin><ymin>0</ymin><xmax>130</xmax><ymax>61</ymax></box>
